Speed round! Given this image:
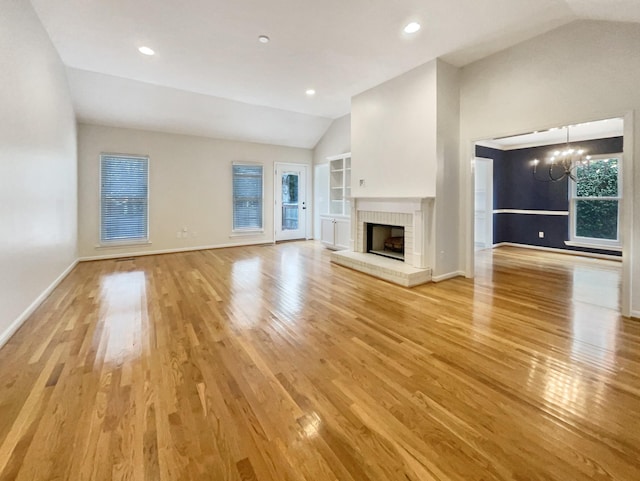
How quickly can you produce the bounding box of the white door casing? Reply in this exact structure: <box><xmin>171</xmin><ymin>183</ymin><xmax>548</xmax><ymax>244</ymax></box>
<box><xmin>474</xmin><ymin>157</ymin><xmax>493</xmax><ymax>250</ymax></box>
<box><xmin>275</xmin><ymin>163</ymin><xmax>307</xmax><ymax>241</ymax></box>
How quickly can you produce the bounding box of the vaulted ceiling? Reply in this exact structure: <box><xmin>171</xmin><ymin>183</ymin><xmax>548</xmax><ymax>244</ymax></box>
<box><xmin>30</xmin><ymin>0</ymin><xmax>640</xmax><ymax>148</ymax></box>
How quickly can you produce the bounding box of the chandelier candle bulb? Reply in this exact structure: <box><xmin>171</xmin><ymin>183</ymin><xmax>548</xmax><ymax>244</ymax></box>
<box><xmin>533</xmin><ymin>159</ymin><xmax>539</xmax><ymax>173</ymax></box>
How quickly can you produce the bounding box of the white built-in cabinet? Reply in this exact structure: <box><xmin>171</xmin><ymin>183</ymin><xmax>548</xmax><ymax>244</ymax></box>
<box><xmin>320</xmin><ymin>153</ymin><xmax>351</xmax><ymax>250</ymax></box>
<box><xmin>320</xmin><ymin>216</ymin><xmax>350</xmax><ymax>250</ymax></box>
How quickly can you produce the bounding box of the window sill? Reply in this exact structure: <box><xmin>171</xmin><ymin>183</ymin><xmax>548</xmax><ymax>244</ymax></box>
<box><xmin>95</xmin><ymin>240</ymin><xmax>152</xmax><ymax>249</ymax></box>
<box><xmin>229</xmin><ymin>230</ymin><xmax>265</xmax><ymax>238</ymax></box>
<box><xmin>564</xmin><ymin>240</ymin><xmax>622</xmax><ymax>252</ymax></box>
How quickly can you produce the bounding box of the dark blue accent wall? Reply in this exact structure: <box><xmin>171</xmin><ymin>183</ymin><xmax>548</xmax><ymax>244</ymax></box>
<box><xmin>476</xmin><ymin>137</ymin><xmax>623</xmax><ymax>256</ymax></box>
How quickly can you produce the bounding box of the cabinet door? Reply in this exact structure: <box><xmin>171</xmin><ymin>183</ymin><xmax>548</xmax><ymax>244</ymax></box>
<box><xmin>334</xmin><ymin>218</ymin><xmax>350</xmax><ymax>250</ymax></box>
<box><xmin>320</xmin><ymin>217</ymin><xmax>335</xmax><ymax>246</ymax></box>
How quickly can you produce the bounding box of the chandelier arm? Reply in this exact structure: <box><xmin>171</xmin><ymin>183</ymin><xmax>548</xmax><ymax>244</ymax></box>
<box><xmin>547</xmin><ymin>165</ymin><xmax>566</xmax><ymax>182</ymax></box>
<box><xmin>532</xmin><ymin>165</ymin><xmax>554</xmax><ymax>182</ymax></box>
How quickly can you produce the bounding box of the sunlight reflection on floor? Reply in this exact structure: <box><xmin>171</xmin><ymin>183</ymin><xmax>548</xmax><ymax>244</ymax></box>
<box><xmin>231</xmin><ymin>256</ymin><xmax>263</xmax><ymax>327</ymax></box>
<box><xmin>99</xmin><ymin>271</ymin><xmax>147</xmax><ymax>366</ymax></box>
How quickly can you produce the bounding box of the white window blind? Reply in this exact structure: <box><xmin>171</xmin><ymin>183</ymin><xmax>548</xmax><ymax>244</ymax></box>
<box><xmin>233</xmin><ymin>164</ymin><xmax>263</xmax><ymax>231</ymax></box>
<box><xmin>100</xmin><ymin>154</ymin><xmax>149</xmax><ymax>243</ymax></box>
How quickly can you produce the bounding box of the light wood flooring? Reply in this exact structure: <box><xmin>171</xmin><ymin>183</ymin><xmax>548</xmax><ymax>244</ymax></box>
<box><xmin>0</xmin><ymin>242</ymin><xmax>639</xmax><ymax>481</ymax></box>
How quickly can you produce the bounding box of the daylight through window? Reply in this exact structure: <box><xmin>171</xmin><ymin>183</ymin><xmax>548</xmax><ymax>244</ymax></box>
<box><xmin>233</xmin><ymin>164</ymin><xmax>263</xmax><ymax>231</ymax></box>
<box><xmin>570</xmin><ymin>155</ymin><xmax>621</xmax><ymax>246</ymax></box>
<box><xmin>100</xmin><ymin>154</ymin><xmax>149</xmax><ymax>243</ymax></box>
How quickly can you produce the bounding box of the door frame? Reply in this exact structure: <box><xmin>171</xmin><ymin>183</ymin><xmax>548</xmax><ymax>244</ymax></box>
<box><xmin>274</xmin><ymin>162</ymin><xmax>309</xmax><ymax>241</ymax></box>
<box><xmin>464</xmin><ymin>111</ymin><xmax>633</xmax><ymax>317</ymax></box>
<box><xmin>474</xmin><ymin>157</ymin><xmax>493</xmax><ymax>250</ymax></box>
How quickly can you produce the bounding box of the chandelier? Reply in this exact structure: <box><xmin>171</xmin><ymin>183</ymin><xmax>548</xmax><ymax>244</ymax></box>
<box><xmin>532</xmin><ymin>126</ymin><xmax>588</xmax><ymax>182</ymax></box>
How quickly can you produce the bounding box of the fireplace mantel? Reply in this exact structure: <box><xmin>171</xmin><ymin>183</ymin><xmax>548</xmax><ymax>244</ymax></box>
<box><xmin>351</xmin><ymin>196</ymin><xmax>434</xmax><ymax>216</ymax></box>
<box><xmin>349</xmin><ymin>196</ymin><xmax>434</xmax><ymax>200</ymax></box>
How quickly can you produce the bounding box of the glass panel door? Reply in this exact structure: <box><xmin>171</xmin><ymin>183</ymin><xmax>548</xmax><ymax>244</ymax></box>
<box><xmin>281</xmin><ymin>172</ymin><xmax>299</xmax><ymax>231</ymax></box>
<box><xmin>275</xmin><ymin>163</ymin><xmax>307</xmax><ymax>241</ymax></box>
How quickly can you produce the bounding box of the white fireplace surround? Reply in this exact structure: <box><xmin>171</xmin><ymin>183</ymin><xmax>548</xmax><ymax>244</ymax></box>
<box><xmin>351</xmin><ymin>197</ymin><xmax>434</xmax><ymax>269</ymax></box>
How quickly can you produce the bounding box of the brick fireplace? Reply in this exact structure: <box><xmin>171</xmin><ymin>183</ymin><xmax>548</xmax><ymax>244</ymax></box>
<box><xmin>331</xmin><ymin>197</ymin><xmax>434</xmax><ymax>286</ymax></box>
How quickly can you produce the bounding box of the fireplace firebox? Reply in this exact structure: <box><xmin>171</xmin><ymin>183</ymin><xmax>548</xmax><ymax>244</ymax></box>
<box><xmin>366</xmin><ymin>223</ymin><xmax>405</xmax><ymax>261</ymax></box>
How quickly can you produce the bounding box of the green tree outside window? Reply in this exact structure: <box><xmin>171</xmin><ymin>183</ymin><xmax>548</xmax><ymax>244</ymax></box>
<box><xmin>574</xmin><ymin>158</ymin><xmax>619</xmax><ymax>240</ymax></box>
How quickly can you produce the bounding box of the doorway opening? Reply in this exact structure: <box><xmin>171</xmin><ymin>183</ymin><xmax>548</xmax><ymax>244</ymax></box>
<box><xmin>471</xmin><ymin>116</ymin><xmax>626</xmax><ymax>312</ymax></box>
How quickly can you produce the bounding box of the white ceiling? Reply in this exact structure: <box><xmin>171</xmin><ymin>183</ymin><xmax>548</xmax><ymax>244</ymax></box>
<box><xmin>66</xmin><ymin>67</ymin><xmax>332</xmax><ymax>149</ymax></box>
<box><xmin>564</xmin><ymin>0</ymin><xmax>640</xmax><ymax>22</ymax></box>
<box><xmin>29</xmin><ymin>0</ymin><xmax>640</xmax><ymax>149</ymax></box>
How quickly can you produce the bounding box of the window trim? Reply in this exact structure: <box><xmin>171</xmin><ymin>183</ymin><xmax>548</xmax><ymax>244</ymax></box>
<box><xmin>231</xmin><ymin>161</ymin><xmax>265</xmax><ymax>234</ymax></box>
<box><xmin>99</xmin><ymin>153</ymin><xmax>150</xmax><ymax>247</ymax></box>
<box><xmin>568</xmin><ymin>153</ymin><xmax>622</xmax><ymax>248</ymax></box>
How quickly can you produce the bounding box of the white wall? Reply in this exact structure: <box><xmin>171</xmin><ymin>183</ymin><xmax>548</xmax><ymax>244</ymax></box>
<box><xmin>0</xmin><ymin>0</ymin><xmax>78</xmax><ymax>346</ymax></box>
<box><xmin>312</xmin><ymin>114</ymin><xmax>351</xmax><ymax>237</ymax></box>
<box><xmin>433</xmin><ymin>60</ymin><xmax>461</xmax><ymax>278</ymax></box>
<box><xmin>313</xmin><ymin>114</ymin><xmax>351</xmax><ymax>165</ymax></box>
<box><xmin>77</xmin><ymin>124</ymin><xmax>312</xmax><ymax>259</ymax></box>
<box><xmin>351</xmin><ymin>61</ymin><xmax>437</xmax><ymax>198</ymax></box>
<box><xmin>459</xmin><ymin>20</ymin><xmax>638</xmax><ymax>316</ymax></box>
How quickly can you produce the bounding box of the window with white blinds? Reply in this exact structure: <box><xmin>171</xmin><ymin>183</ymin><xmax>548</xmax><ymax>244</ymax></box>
<box><xmin>232</xmin><ymin>163</ymin><xmax>263</xmax><ymax>231</ymax></box>
<box><xmin>100</xmin><ymin>154</ymin><xmax>149</xmax><ymax>243</ymax></box>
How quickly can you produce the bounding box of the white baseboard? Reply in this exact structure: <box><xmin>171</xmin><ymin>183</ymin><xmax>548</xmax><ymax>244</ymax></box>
<box><xmin>78</xmin><ymin>240</ymin><xmax>275</xmax><ymax>262</ymax></box>
<box><xmin>431</xmin><ymin>270</ymin><xmax>465</xmax><ymax>282</ymax></box>
<box><xmin>630</xmin><ymin>310</ymin><xmax>640</xmax><ymax>320</ymax></box>
<box><xmin>0</xmin><ymin>259</ymin><xmax>78</xmax><ymax>350</ymax></box>
<box><xmin>492</xmin><ymin>242</ymin><xmax>622</xmax><ymax>261</ymax></box>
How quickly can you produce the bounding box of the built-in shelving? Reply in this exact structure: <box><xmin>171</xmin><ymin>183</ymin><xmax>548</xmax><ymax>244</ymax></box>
<box><xmin>321</xmin><ymin>152</ymin><xmax>351</xmax><ymax>250</ymax></box>
<box><xmin>327</xmin><ymin>153</ymin><xmax>351</xmax><ymax>216</ymax></box>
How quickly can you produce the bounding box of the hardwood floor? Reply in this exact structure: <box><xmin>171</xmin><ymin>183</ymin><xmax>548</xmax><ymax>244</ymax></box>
<box><xmin>0</xmin><ymin>242</ymin><xmax>639</xmax><ymax>481</ymax></box>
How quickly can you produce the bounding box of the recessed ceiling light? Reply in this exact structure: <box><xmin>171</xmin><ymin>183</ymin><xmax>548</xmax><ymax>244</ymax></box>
<box><xmin>258</xmin><ymin>35</ymin><xmax>270</xmax><ymax>44</ymax></box>
<box><xmin>305</xmin><ymin>89</ymin><xmax>316</xmax><ymax>96</ymax></box>
<box><xmin>403</xmin><ymin>22</ymin><xmax>421</xmax><ymax>34</ymax></box>
<box><xmin>138</xmin><ymin>46</ymin><xmax>155</xmax><ymax>56</ymax></box>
